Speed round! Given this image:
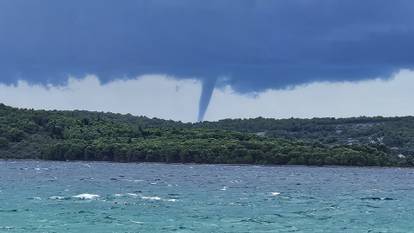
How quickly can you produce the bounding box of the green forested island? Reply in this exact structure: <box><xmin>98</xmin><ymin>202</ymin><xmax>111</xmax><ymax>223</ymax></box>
<box><xmin>1</xmin><ymin>103</ymin><xmax>413</xmax><ymax>166</ymax></box>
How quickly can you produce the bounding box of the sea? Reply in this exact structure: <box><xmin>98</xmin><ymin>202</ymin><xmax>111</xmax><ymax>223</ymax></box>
<box><xmin>1</xmin><ymin>160</ymin><xmax>414</xmax><ymax>232</ymax></box>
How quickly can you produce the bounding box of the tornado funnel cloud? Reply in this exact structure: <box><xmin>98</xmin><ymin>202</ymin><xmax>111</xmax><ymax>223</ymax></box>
<box><xmin>197</xmin><ymin>78</ymin><xmax>217</xmax><ymax>122</ymax></box>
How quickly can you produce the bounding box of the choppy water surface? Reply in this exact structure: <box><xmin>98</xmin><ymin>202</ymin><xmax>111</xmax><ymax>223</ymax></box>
<box><xmin>1</xmin><ymin>161</ymin><xmax>414</xmax><ymax>232</ymax></box>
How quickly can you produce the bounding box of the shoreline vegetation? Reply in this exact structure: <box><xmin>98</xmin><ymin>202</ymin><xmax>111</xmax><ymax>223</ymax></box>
<box><xmin>1</xmin><ymin>159</ymin><xmax>412</xmax><ymax>170</ymax></box>
<box><xmin>1</xmin><ymin>103</ymin><xmax>414</xmax><ymax>167</ymax></box>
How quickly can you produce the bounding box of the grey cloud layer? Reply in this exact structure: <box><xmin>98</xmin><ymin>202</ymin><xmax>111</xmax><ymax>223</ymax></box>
<box><xmin>1</xmin><ymin>0</ymin><xmax>413</xmax><ymax>89</ymax></box>
<box><xmin>1</xmin><ymin>0</ymin><xmax>413</xmax><ymax>120</ymax></box>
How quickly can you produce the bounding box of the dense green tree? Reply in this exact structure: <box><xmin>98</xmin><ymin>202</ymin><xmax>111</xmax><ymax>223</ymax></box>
<box><xmin>0</xmin><ymin>103</ymin><xmax>411</xmax><ymax>166</ymax></box>
<box><xmin>0</xmin><ymin>137</ymin><xmax>9</xmax><ymax>149</ymax></box>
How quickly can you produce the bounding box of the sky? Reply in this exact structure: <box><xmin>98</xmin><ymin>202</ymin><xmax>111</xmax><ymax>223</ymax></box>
<box><xmin>0</xmin><ymin>0</ymin><xmax>413</xmax><ymax>122</ymax></box>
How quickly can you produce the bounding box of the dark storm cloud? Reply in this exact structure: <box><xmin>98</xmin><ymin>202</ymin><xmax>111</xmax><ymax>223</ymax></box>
<box><xmin>1</xmin><ymin>0</ymin><xmax>414</xmax><ymax>120</ymax></box>
<box><xmin>1</xmin><ymin>0</ymin><xmax>414</xmax><ymax>88</ymax></box>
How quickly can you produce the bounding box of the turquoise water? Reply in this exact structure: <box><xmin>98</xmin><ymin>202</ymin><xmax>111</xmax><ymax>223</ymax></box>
<box><xmin>1</xmin><ymin>161</ymin><xmax>414</xmax><ymax>232</ymax></box>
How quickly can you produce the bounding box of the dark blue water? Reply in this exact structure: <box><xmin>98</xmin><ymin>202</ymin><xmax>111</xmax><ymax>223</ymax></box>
<box><xmin>1</xmin><ymin>160</ymin><xmax>414</xmax><ymax>232</ymax></box>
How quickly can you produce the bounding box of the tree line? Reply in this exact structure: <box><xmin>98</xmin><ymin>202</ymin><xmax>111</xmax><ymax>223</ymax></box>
<box><xmin>0</xmin><ymin>103</ymin><xmax>411</xmax><ymax>166</ymax></box>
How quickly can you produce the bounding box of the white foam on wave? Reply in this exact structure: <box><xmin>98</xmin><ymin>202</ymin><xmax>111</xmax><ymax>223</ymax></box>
<box><xmin>220</xmin><ymin>186</ymin><xmax>227</xmax><ymax>191</ymax></box>
<box><xmin>49</xmin><ymin>196</ymin><xmax>66</xmax><ymax>200</ymax></box>
<box><xmin>271</xmin><ymin>192</ymin><xmax>280</xmax><ymax>196</ymax></box>
<box><xmin>73</xmin><ymin>193</ymin><xmax>100</xmax><ymax>200</ymax></box>
<box><xmin>127</xmin><ymin>193</ymin><xmax>139</xmax><ymax>197</ymax></box>
<box><xmin>123</xmin><ymin>179</ymin><xmax>144</xmax><ymax>183</ymax></box>
<box><xmin>130</xmin><ymin>220</ymin><xmax>144</xmax><ymax>224</ymax></box>
<box><xmin>142</xmin><ymin>196</ymin><xmax>177</xmax><ymax>202</ymax></box>
<box><xmin>141</xmin><ymin>196</ymin><xmax>162</xmax><ymax>201</ymax></box>
<box><xmin>34</xmin><ymin>167</ymin><xmax>49</xmax><ymax>171</ymax></box>
<box><xmin>118</xmin><ymin>193</ymin><xmax>178</xmax><ymax>202</ymax></box>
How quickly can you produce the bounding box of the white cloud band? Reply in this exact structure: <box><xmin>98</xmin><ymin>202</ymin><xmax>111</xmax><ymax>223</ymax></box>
<box><xmin>0</xmin><ymin>69</ymin><xmax>413</xmax><ymax>122</ymax></box>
